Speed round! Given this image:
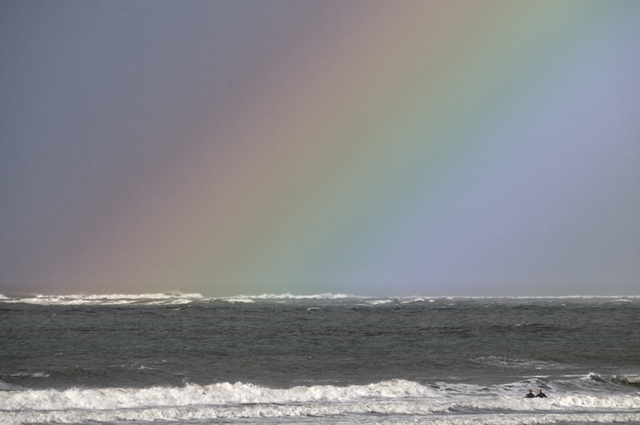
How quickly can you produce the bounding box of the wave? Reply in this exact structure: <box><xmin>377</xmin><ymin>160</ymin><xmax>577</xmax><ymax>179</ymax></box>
<box><xmin>0</xmin><ymin>379</ymin><xmax>23</xmax><ymax>391</ymax></box>
<box><xmin>2</xmin><ymin>293</ymin><xmax>639</xmax><ymax>307</ymax></box>
<box><xmin>236</xmin><ymin>294</ymin><xmax>640</xmax><ymax>301</ymax></box>
<box><xmin>588</xmin><ymin>372</ymin><xmax>640</xmax><ymax>388</ymax></box>
<box><xmin>615</xmin><ymin>375</ymin><xmax>640</xmax><ymax>388</ymax></box>
<box><xmin>2</xmin><ymin>378</ymin><xmax>640</xmax><ymax>424</ymax></box>
<box><xmin>0</xmin><ymin>292</ymin><xmax>204</xmax><ymax>306</ymax></box>
<box><xmin>471</xmin><ymin>356</ymin><xmax>572</xmax><ymax>370</ymax></box>
<box><xmin>225</xmin><ymin>293</ymin><xmax>360</xmax><ymax>300</ymax></box>
<box><xmin>0</xmin><ymin>292</ymin><xmax>361</xmax><ymax>306</ymax></box>
<box><xmin>0</xmin><ymin>380</ymin><xmax>436</xmax><ymax>410</ymax></box>
<box><xmin>3</xmin><ymin>411</ymin><xmax>640</xmax><ymax>425</ymax></box>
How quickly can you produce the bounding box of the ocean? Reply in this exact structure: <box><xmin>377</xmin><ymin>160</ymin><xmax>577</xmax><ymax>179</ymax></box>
<box><xmin>1</xmin><ymin>293</ymin><xmax>639</xmax><ymax>425</ymax></box>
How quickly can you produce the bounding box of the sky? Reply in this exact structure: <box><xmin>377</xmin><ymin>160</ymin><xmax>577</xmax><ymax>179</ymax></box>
<box><xmin>1</xmin><ymin>0</ymin><xmax>640</xmax><ymax>297</ymax></box>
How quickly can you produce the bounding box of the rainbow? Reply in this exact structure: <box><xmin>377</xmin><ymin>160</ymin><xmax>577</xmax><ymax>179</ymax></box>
<box><xmin>7</xmin><ymin>1</ymin><xmax>640</xmax><ymax>296</ymax></box>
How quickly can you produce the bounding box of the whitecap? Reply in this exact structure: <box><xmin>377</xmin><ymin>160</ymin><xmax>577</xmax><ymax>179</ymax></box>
<box><xmin>239</xmin><ymin>293</ymin><xmax>358</xmax><ymax>300</ymax></box>
<box><xmin>224</xmin><ymin>298</ymin><xmax>255</xmax><ymax>304</ymax></box>
<box><xmin>1</xmin><ymin>292</ymin><xmax>204</xmax><ymax>306</ymax></box>
<box><xmin>471</xmin><ymin>356</ymin><xmax>571</xmax><ymax>370</ymax></box>
<box><xmin>2</xmin><ymin>379</ymin><xmax>640</xmax><ymax>425</ymax></box>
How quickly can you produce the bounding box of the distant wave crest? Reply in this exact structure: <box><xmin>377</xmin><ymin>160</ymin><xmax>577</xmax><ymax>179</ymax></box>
<box><xmin>0</xmin><ymin>292</ymin><xmax>204</xmax><ymax>306</ymax></box>
<box><xmin>2</xmin><ymin>293</ymin><xmax>639</xmax><ymax>307</ymax></box>
<box><xmin>471</xmin><ymin>356</ymin><xmax>572</xmax><ymax>370</ymax></box>
<box><xmin>223</xmin><ymin>293</ymin><xmax>359</xmax><ymax>301</ymax></box>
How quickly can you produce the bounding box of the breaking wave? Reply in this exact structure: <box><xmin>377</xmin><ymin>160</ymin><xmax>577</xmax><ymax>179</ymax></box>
<box><xmin>2</xmin><ymin>293</ymin><xmax>639</xmax><ymax>307</ymax></box>
<box><xmin>1</xmin><ymin>378</ymin><xmax>640</xmax><ymax>425</ymax></box>
<box><xmin>588</xmin><ymin>372</ymin><xmax>640</xmax><ymax>388</ymax></box>
<box><xmin>224</xmin><ymin>293</ymin><xmax>358</xmax><ymax>300</ymax></box>
<box><xmin>0</xmin><ymin>292</ymin><xmax>204</xmax><ymax>306</ymax></box>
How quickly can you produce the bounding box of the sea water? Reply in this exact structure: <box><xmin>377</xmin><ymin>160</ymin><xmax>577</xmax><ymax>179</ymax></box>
<box><xmin>1</xmin><ymin>293</ymin><xmax>639</xmax><ymax>424</ymax></box>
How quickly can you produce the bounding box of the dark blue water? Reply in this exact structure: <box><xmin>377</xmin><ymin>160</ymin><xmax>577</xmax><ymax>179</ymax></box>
<box><xmin>1</xmin><ymin>294</ymin><xmax>639</xmax><ymax>424</ymax></box>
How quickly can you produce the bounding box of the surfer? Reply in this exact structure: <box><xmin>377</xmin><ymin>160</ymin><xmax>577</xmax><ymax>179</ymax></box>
<box><xmin>524</xmin><ymin>389</ymin><xmax>535</xmax><ymax>398</ymax></box>
<box><xmin>536</xmin><ymin>389</ymin><xmax>547</xmax><ymax>398</ymax></box>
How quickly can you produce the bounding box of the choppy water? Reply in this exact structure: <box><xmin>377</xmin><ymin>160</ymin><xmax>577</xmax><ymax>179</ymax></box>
<box><xmin>1</xmin><ymin>293</ymin><xmax>639</xmax><ymax>424</ymax></box>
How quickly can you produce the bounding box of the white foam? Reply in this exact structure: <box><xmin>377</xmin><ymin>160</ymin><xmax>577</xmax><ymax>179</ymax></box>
<box><xmin>0</xmin><ymin>380</ymin><xmax>437</xmax><ymax>411</ymax></box>
<box><xmin>2</xmin><ymin>379</ymin><xmax>640</xmax><ymax>425</ymax></box>
<box><xmin>471</xmin><ymin>356</ymin><xmax>571</xmax><ymax>370</ymax></box>
<box><xmin>232</xmin><ymin>293</ymin><xmax>359</xmax><ymax>300</ymax></box>
<box><xmin>3</xmin><ymin>293</ymin><xmax>639</xmax><ymax>307</ymax></box>
<box><xmin>400</xmin><ymin>297</ymin><xmax>427</xmax><ymax>304</ymax></box>
<box><xmin>0</xmin><ymin>292</ymin><xmax>204</xmax><ymax>306</ymax></box>
<box><xmin>1</xmin><ymin>396</ymin><xmax>639</xmax><ymax>425</ymax></box>
<box><xmin>224</xmin><ymin>298</ymin><xmax>255</xmax><ymax>303</ymax></box>
<box><xmin>239</xmin><ymin>294</ymin><xmax>640</xmax><ymax>305</ymax></box>
<box><xmin>7</xmin><ymin>372</ymin><xmax>50</xmax><ymax>378</ymax></box>
<box><xmin>619</xmin><ymin>375</ymin><xmax>640</xmax><ymax>385</ymax></box>
<box><xmin>367</xmin><ymin>299</ymin><xmax>393</xmax><ymax>305</ymax></box>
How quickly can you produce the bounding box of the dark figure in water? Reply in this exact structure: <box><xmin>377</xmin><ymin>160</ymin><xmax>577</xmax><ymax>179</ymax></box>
<box><xmin>524</xmin><ymin>389</ymin><xmax>535</xmax><ymax>398</ymax></box>
<box><xmin>536</xmin><ymin>389</ymin><xmax>547</xmax><ymax>398</ymax></box>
